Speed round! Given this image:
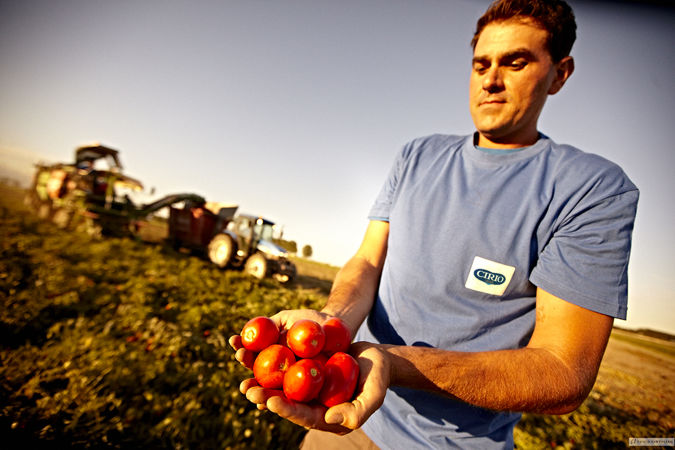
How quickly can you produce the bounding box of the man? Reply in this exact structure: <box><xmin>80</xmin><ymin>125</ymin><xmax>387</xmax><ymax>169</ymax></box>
<box><xmin>230</xmin><ymin>0</ymin><xmax>639</xmax><ymax>448</ymax></box>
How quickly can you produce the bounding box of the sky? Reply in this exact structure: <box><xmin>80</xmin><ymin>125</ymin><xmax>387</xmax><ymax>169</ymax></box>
<box><xmin>1</xmin><ymin>0</ymin><xmax>673</xmax><ymax>334</ymax></box>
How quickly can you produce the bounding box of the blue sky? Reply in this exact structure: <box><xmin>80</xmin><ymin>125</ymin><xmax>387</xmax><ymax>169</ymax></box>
<box><xmin>1</xmin><ymin>0</ymin><xmax>673</xmax><ymax>334</ymax></box>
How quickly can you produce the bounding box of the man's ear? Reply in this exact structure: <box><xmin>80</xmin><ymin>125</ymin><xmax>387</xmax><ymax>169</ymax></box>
<box><xmin>548</xmin><ymin>56</ymin><xmax>575</xmax><ymax>95</ymax></box>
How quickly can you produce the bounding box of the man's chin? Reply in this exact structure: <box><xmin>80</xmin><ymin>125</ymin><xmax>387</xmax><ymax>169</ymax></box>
<box><xmin>475</xmin><ymin>128</ymin><xmax>539</xmax><ymax>149</ymax></box>
<box><xmin>475</xmin><ymin>128</ymin><xmax>510</xmax><ymax>145</ymax></box>
<box><xmin>472</xmin><ymin>117</ymin><xmax>510</xmax><ymax>138</ymax></box>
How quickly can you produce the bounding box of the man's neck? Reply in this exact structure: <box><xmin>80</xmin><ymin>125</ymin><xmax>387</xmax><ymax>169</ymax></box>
<box><xmin>475</xmin><ymin>130</ymin><xmax>540</xmax><ymax>149</ymax></box>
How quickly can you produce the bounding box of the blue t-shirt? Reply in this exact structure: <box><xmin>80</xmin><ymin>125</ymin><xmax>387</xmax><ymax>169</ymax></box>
<box><xmin>357</xmin><ymin>134</ymin><xmax>638</xmax><ymax>449</ymax></box>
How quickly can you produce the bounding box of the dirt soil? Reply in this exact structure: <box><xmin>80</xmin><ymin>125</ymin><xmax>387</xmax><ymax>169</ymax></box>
<box><xmin>594</xmin><ymin>329</ymin><xmax>674</xmax><ymax>430</ymax></box>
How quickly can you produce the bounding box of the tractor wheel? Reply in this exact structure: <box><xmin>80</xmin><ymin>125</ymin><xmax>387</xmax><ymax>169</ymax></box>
<box><xmin>208</xmin><ymin>234</ymin><xmax>234</xmax><ymax>268</ymax></box>
<box><xmin>245</xmin><ymin>253</ymin><xmax>268</xmax><ymax>279</ymax></box>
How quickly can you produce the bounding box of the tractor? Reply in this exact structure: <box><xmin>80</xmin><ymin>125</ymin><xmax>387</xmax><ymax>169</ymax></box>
<box><xmin>168</xmin><ymin>205</ymin><xmax>296</xmax><ymax>283</ymax></box>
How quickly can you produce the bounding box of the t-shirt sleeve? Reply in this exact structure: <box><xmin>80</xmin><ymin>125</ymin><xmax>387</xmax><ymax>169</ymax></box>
<box><xmin>368</xmin><ymin>143</ymin><xmax>412</xmax><ymax>221</ymax></box>
<box><xmin>530</xmin><ymin>168</ymin><xmax>639</xmax><ymax>319</ymax></box>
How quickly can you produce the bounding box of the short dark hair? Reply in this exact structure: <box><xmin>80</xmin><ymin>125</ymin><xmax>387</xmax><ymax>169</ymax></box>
<box><xmin>471</xmin><ymin>0</ymin><xmax>577</xmax><ymax>63</ymax></box>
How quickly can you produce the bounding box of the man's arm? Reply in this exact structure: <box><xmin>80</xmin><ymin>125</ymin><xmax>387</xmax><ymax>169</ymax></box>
<box><xmin>318</xmin><ymin>288</ymin><xmax>614</xmax><ymax>431</ymax></box>
<box><xmin>320</xmin><ymin>220</ymin><xmax>389</xmax><ymax>336</ymax></box>
<box><xmin>381</xmin><ymin>288</ymin><xmax>613</xmax><ymax>415</ymax></box>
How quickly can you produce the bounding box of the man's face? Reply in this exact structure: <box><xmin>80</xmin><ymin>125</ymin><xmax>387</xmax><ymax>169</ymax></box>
<box><xmin>469</xmin><ymin>19</ymin><xmax>559</xmax><ymax>148</ymax></box>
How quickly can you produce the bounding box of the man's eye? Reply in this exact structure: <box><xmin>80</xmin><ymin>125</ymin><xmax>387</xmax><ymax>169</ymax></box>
<box><xmin>510</xmin><ymin>61</ymin><xmax>527</xmax><ymax>70</ymax></box>
<box><xmin>473</xmin><ymin>63</ymin><xmax>488</xmax><ymax>74</ymax></box>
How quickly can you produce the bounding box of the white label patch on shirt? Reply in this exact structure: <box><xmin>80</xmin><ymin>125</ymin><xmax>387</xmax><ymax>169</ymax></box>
<box><xmin>465</xmin><ymin>256</ymin><xmax>516</xmax><ymax>296</ymax></box>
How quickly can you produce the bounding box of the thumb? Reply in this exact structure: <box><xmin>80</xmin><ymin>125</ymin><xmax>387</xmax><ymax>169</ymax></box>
<box><xmin>324</xmin><ymin>401</ymin><xmax>367</xmax><ymax>430</ymax></box>
<box><xmin>324</xmin><ymin>407</ymin><xmax>345</xmax><ymax>425</ymax></box>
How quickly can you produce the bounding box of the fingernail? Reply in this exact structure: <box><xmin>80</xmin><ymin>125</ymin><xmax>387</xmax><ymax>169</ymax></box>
<box><xmin>325</xmin><ymin>412</ymin><xmax>343</xmax><ymax>425</ymax></box>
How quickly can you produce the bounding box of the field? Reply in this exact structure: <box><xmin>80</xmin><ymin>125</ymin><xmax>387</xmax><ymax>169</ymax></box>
<box><xmin>1</xmin><ymin>183</ymin><xmax>673</xmax><ymax>449</ymax></box>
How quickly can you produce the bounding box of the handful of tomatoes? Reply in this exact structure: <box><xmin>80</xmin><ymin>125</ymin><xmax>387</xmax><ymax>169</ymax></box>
<box><xmin>239</xmin><ymin>316</ymin><xmax>359</xmax><ymax>406</ymax></box>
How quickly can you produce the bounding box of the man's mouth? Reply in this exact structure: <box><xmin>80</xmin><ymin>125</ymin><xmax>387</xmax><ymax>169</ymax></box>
<box><xmin>480</xmin><ymin>98</ymin><xmax>506</xmax><ymax>106</ymax></box>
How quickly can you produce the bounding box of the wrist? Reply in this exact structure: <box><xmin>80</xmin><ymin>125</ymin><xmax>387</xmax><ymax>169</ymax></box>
<box><xmin>350</xmin><ymin>341</ymin><xmax>394</xmax><ymax>389</ymax></box>
<box><xmin>319</xmin><ymin>306</ymin><xmax>340</xmax><ymax>318</ymax></box>
<box><xmin>319</xmin><ymin>307</ymin><xmax>357</xmax><ymax>337</ymax></box>
<box><xmin>378</xmin><ymin>344</ymin><xmax>398</xmax><ymax>386</ymax></box>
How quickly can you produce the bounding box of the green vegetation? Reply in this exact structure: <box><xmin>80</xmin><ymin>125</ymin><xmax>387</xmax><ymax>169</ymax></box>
<box><xmin>0</xmin><ymin>185</ymin><xmax>321</xmax><ymax>448</ymax></box>
<box><xmin>1</xmin><ymin>183</ymin><xmax>672</xmax><ymax>448</ymax></box>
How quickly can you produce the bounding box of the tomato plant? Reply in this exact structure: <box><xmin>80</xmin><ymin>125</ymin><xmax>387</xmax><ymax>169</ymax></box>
<box><xmin>240</xmin><ymin>316</ymin><xmax>280</xmax><ymax>352</ymax></box>
<box><xmin>253</xmin><ymin>344</ymin><xmax>296</xmax><ymax>389</ymax></box>
<box><xmin>283</xmin><ymin>359</ymin><xmax>325</xmax><ymax>402</ymax></box>
<box><xmin>287</xmin><ymin>319</ymin><xmax>325</xmax><ymax>358</ymax></box>
<box><xmin>318</xmin><ymin>352</ymin><xmax>359</xmax><ymax>407</ymax></box>
<box><xmin>322</xmin><ymin>317</ymin><xmax>351</xmax><ymax>354</ymax></box>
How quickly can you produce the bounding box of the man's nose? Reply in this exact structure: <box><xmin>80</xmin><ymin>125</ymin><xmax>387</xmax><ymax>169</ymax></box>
<box><xmin>482</xmin><ymin>67</ymin><xmax>504</xmax><ymax>92</ymax></box>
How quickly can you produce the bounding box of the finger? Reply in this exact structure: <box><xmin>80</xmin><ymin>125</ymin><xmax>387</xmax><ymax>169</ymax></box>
<box><xmin>266</xmin><ymin>396</ymin><xmax>349</xmax><ymax>434</ymax></box>
<box><xmin>239</xmin><ymin>379</ymin><xmax>270</xmax><ymax>410</ymax></box>
<box><xmin>269</xmin><ymin>311</ymin><xmax>290</xmax><ymax>329</ymax></box>
<box><xmin>246</xmin><ymin>385</ymin><xmax>284</xmax><ymax>407</ymax></box>
<box><xmin>235</xmin><ymin>348</ymin><xmax>256</xmax><ymax>369</ymax></box>
<box><xmin>266</xmin><ymin>396</ymin><xmax>317</xmax><ymax>427</ymax></box>
<box><xmin>228</xmin><ymin>335</ymin><xmax>243</xmax><ymax>350</ymax></box>
<box><xmin>270</xmin><ymin>309</ymin><xmax>316</xmax><ymax>329</ymax></box>
<box><xmin>239</xmin><ymin>378</ymin><xmax>259</xmax><ymax>394</ymax></box>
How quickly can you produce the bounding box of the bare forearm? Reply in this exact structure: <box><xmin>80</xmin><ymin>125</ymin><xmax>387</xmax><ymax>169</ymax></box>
<box><xmin>383</xmin><ymin>344</ymin><xmax>592</xmax><ymax>414</ymax></box>
<box><xmin>321</xmin><ymin>255</ymin><xmax>380</xmax><ymax>337</ymax></box>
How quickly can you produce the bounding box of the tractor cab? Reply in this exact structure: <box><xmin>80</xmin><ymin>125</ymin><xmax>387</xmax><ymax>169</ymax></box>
<box><xmin>75</xmin><ymin>144</ymin><xmax>124</xmax><ymax>172</ymax></box>
<box><xmin>228</xmin><ymin>215</ymin><xmax>277</xmax><ymax>257</ymax></box>
<box><xmin>73</xmin><ymin>144</ymin><xmax>143</xmax><ymax>206</ymax></box>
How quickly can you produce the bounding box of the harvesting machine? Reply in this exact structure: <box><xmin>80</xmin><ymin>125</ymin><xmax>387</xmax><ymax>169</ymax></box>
<box><xmin>26</xmin><ymin>143</ymin><xmax>296</xmax><ymax>282</ymax></box>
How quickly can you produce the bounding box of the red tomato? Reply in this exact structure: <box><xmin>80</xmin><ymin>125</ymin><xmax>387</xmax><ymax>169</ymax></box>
<box><xmin>318</xmin><ymin>352</ymin><xmax>359</xmax><ymax>407</ymax></box>
<box><xmin>287</xmin><ymin>319</ymin><xmax>325</xmax><ymax>358</ymax></box>
<box><xmin>322</xmin><ymin>317</ymin><xmax>352</xmax><ymax>354</ymax></box>
<box><xmin>283</xmin><ymin>359</ymin><xmax>325</xmax><ymax>402</ymax></box>
<box><xmin>253</xmin><ymin>344</ymin><xmax>296</xmax><ymax>388</ymax></box>
<box><xmin>240</xmin><ymin>316</ymin><xmax>279</xmax><ymax>352</ymax></box>
<box><xmin>313</xmin><ymin>352</ymin><xmax>329</xmax><ymax>368</ymax></box>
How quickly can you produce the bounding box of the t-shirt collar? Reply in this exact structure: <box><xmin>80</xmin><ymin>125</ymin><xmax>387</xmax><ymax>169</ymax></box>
<box><xmin>464</xmin><ymin>132</ymin><xmax>550</xmax><ymax>165</ymax></box>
